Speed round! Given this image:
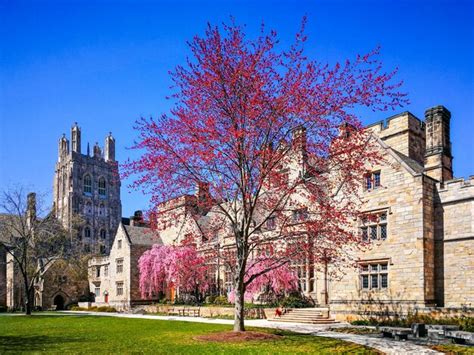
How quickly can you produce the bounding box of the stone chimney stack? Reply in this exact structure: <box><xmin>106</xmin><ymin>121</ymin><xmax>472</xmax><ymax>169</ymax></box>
<box><xmin>130</xmin><ymin>210</ymin><xmax>144</xmax><ymax>227</ymax></box>
<box><xmin>104</xmin><ymin>132</ymin><xmax>115</xmax><ymax>162</ymax></box>
<box><xmin>292</xmin><ymin>125</ymin><xmax>307</xmax><ymax>151</ymax></box>
<box><xmin>196</xmin><ymin>181</ymin><xmax>210</xmax><ymax>202</ymax></box>
<box><xmin>291</xmin><ymin>125</ymin><xmax>308</xmax><ymax>174</ymax></box>
<box><xmin>424</xmin><ymin>105</ymin><xmax>453</xmax><ymax>182</ymax></box>
<box><xmin>58</xmin><ymin>134</ymin><xmax>69</xmax><ymax>161</ymax></box>
<box><xmin>195</xmin><ymin>181</ymin><xmax>212</xmax><ymax>213</ymax></box>
<box><xmin>26</xmin><ymin>192</ymin><xmax>36</xmax><ymax>229</ymax></box>
<box><xmin>71</xmin><ymin>122</ymin><xmax>81</xmax><ymax>154</ymax></box>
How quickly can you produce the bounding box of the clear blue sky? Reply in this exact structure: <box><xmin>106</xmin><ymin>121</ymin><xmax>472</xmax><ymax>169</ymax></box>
<box><xmin>1</xmin><ymin>0</ymin><xmax>473</xmax><ymax>216</ymax></box>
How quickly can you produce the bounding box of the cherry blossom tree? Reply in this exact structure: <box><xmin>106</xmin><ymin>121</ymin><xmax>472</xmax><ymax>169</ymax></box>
<box><xmin>124</xmin><ymin>18</ymin><xmax>407</xmax><ymax>331</ymax></box>
<box><xmin>228</xmin><ymin>257</ymin><xmax>298</xmax><ymax>303</ymax></box>
<box><xmin>138</xmin><ymin>244</ymin><xmax>210</xmax><ymax>299</ymax></box>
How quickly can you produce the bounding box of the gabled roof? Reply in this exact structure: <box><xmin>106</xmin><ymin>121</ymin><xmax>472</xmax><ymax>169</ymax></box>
<box><xmin>371</xmin><ymin>134</ymin><xmax>424</xmax><ymax>176</ymax></box>
<box><xmin>123</xmin><ymin>224</ymin><xmax>162</xmax><ymax>246</ymax></box>
<box><xmin>392</xmin><ymin>150</ymin><xmax>424</xmax><ymax>174</ymax></box>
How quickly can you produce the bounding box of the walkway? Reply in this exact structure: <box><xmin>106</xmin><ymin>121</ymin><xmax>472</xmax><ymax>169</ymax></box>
<box><xmin>59</xmin><ymin>311</ymin><xmax>440</xmax><ymax>354</ymax></box>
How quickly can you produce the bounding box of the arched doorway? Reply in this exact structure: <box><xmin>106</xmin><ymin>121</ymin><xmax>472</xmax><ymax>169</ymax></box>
<box><xmin>53</xmin><ymin>294</ymin><xmax>65</xmax><ymax>310</ymax></box>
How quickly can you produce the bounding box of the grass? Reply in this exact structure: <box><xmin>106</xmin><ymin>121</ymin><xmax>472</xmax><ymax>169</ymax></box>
<box><xmin>430</xmin><ymin>344</ymin><xmax>474</xmax><ymax>354</ymax></box>
<box><xmin>0</xmin><ymin>313</ymin><xmax>377</xmax><ymax>354</ymax></box>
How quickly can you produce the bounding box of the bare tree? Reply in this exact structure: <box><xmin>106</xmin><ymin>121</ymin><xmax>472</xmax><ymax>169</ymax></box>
<box><xmin>0</xmin><ymin>187</ymin><xmax>81</xmax><ymax>315</ymax></box>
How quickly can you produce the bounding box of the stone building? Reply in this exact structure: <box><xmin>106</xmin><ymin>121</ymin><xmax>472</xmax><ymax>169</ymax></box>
<box><xmin>137</xmin><ymin>104</ymin><xmax>472</xmax><ymax>319</ymax></box>
<box><xmin>0</xmin><ymin>197</ymin><xmax>89</xmax><ymax>311</ymax></box>
<box><xmin>53</xmin><ymin>123</ymin><xmax>122</xmax><ymax>255</ymax></box>
<box><xmin>88</xmin><ymin>220</ymin><xmax>162</xmax><ymax>310</ymax></box>
<box><xmin>323</xmin><ymin>105</ymin><xmax>473</xmax><ymax>319</ymax></box>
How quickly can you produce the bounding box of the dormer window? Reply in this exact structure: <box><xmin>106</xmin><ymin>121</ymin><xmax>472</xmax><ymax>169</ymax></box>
<box><xmin>365</xmin><ymin>171</ymin><xmax>381</xmax><ymax>190</ymax></box>
<box><xmin>84</xmin><ymin>174</ymin><xmax>92</xmax><ymax>194</ymax></box>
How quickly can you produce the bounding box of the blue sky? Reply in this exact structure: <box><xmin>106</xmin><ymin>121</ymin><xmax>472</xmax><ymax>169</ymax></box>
<box><xmin>1</xmin><ymin>0</ymin><xmax>473</xmax><ymax>216</ymax></box>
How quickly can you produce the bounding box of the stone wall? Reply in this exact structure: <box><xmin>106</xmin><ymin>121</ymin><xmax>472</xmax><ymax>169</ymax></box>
<box><xmin>327</xmin><ymin>139</ymin><xmax>435</xmax><ymax>315</ymax></box>
<box><xmin>89</xmin><ymin>224</ymin><xmax>131</xmax><ymax>306</ymax></box>
<box><xmin>141</xmin><ymin>304</ymin><xmax>275</xmax><ymax>319</ymax></box>
<box><xmin>435</xmin><ymin>177</ymin><xmax>474</xmax><ymax>308</ymax></box>
<box><xmin>332</xmin><ymin>306</ymin><xmax>474</xmax><ymax>322</ymax></box>
<box><xmin>38</xmin><ymin>260</ymin><xmax>89</xmax><ymax>310</ymax></box>
<box><xmin>366</xmin><ymin>112</ymin><xmax>425</xmax><ymax>164</ymax></box>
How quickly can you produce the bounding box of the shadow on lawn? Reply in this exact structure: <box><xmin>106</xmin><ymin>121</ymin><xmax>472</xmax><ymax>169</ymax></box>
<box><xmin>0</xmin><ymin>335</ymin><xmax>85</xmax><ymax>352</ymax></box>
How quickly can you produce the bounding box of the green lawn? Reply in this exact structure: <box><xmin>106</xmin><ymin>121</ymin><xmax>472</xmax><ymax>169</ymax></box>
<box><xmin>0</xmin><ymin>314</ymin><xmax>377</xmax><ymax>354</ymax></box>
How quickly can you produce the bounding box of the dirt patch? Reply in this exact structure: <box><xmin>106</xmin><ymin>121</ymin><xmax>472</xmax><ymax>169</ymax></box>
<box><xmin>194</xmin><ymin>331</ymin><xmax>282</xmax><ymax>343</ymax></box>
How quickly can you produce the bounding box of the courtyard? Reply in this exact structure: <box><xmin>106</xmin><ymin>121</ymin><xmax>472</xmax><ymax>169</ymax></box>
<box><xmin>0</xmin><ymin>314</ymin><xmax>376</xmax><ymax>354</ymax></box>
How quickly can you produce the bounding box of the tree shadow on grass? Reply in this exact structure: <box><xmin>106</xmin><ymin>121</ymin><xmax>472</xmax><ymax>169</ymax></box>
<box><xmin>0</xmin><ymin>335</ymin><xmax>85</xmax><ymax>352</ymax></box>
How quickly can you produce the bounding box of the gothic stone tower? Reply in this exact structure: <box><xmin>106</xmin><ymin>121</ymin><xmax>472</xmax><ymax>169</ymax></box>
<box><xmin>53</xmin><ymin>123</ymin><xmax>122</xmax><ymax>254</ymax></box>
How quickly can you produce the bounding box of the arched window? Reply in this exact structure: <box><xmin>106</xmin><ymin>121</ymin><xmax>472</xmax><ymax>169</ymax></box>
<box><xmin>100</xmin><ymin>229</ymin><xmax>107</xmax><ymax>239</ymax></box>
<box><xmin>98</xmin><ymin>177</ymin><xmax>106</xmax><ymax>197</ymax></box>
<box><xmin>99</xmin><ymin>203</ymin><xmax>104</xmax><ymax>216</ymax></box>
<box><xmin>84</xmin><ymin>174</ymin><xmax>92</xmax><ymax>194</ymax></box>
<box><xmin>84</xmin><ymin>227</ymin><xmax>91</xmax><ymax>239</ymax></box>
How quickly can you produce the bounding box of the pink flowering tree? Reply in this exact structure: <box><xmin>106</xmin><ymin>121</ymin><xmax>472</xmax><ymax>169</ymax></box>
<box><xmin>228</xmin><ymin>257</ymin><xmax>299</xmax><ymax>303</ymax></box>
<box><xmin>138</xmin><ymin>245</ymin><xmax>210</xmax><ymax>300</ymax></box>
<box><xmin>124</xmin><ymin>18</ymin><xmax>407</xmax><ymax>331</ymax></box>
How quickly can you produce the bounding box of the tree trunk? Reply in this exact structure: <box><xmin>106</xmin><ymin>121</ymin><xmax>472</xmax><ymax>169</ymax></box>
<box><xmin>233</xmin><ymin>279</ymin><xmax>245</xmax><ymax>332</ymax></box>
<box><xmin>24</xmin><ymin>283</ymin><xmax>32</xmax><ymax>315</ymax></box>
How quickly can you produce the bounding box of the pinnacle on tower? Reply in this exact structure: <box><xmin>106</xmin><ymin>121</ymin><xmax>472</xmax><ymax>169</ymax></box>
<box><xmin>93</xmin><ymin>142</ymin><xmax>102</xmax><ymax>158</ymax></box>
<box><xmin>104</xmin><ymin>132</ymin><xmax>116</xmax><ymax>162</ymax></box>
<box><xmin>58</xmin><ymin>133</ymin><xmax>69</xmax><ymax>161</ymax></box>
<box><xmin>71</xmin><ymin>122</ymin><xmax>81</xmax><ymax>154</ymax></box>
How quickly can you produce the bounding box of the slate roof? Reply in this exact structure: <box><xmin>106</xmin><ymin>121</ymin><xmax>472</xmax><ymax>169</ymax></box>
<box><xmin>123</xmin><ymin>225</ymin><xmax>162</xmax><ymax>246</ymax></box>
<box><xmin>392</xmin><ymin>150</ymin><xmax>425</xmax><ymax>174</ymax></box>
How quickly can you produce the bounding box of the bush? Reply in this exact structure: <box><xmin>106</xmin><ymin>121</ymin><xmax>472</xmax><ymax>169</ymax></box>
<box><xmin>70</xmin><ymin>305</ymin><xmax>117</xmax><ymax>312</ymax></box>
<box><xmin>280</xmin><ymin>295</ymin><xmax>314</xmax><ymax>308</ymax></box>
<box><xmin>204</xmin><ymin>295</ymin><xmax>216</xmax><ymax>304</ymax></box>
<box><xmin>174</xmin><ymin>294</ymin><xmax>197</xmax><ymax>305</ymax></box>
<box><xmin>213</xmin><ymin>296</ymin><xmax>230</xmax><ymax>305</ymax></box>
<box><xmin>0</xmin><ymin>306</ymin><xmax>7</xmax><ymax>313</ymax></box>
<box><xmin>350</xmin><ymin>319</ymin><xmax>371</xmax><ymax>326</ymax></box>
